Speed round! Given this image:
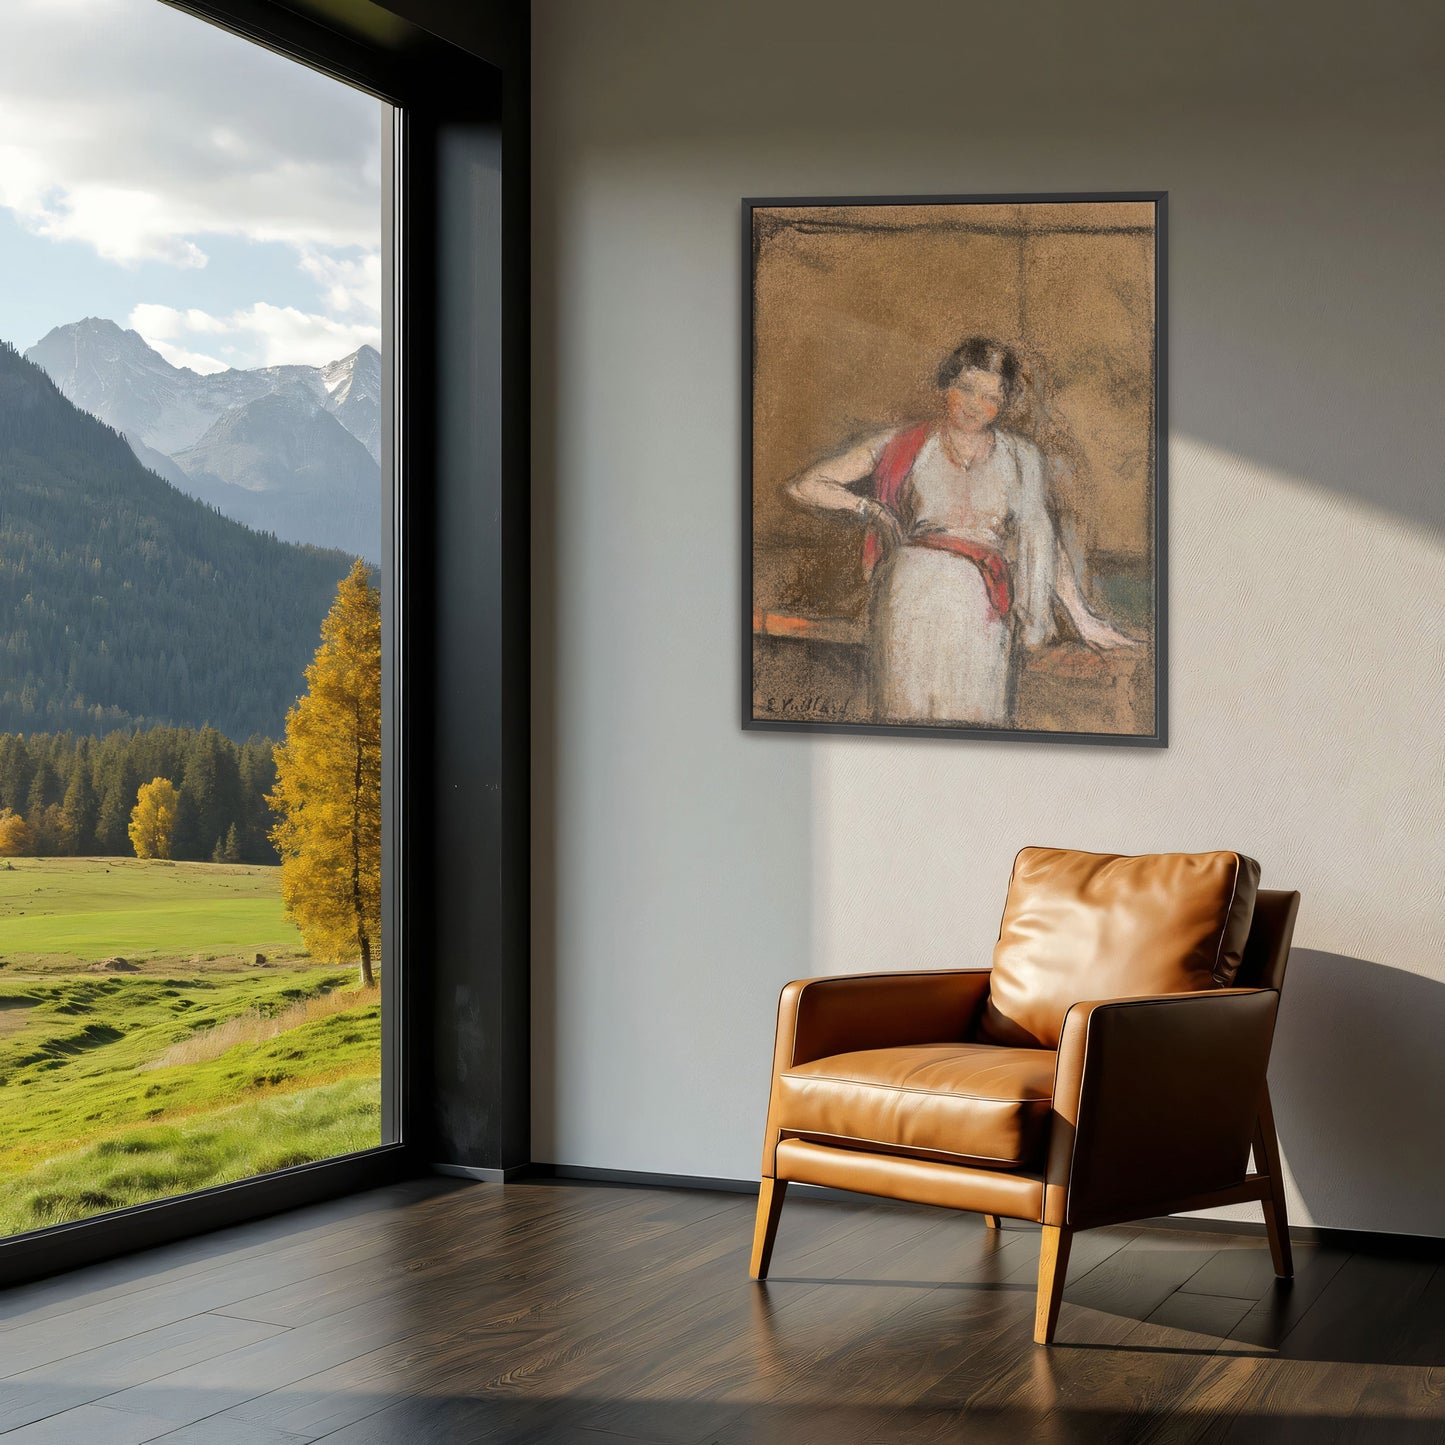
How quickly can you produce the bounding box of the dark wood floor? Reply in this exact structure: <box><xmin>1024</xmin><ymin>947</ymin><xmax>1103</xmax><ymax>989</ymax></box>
<box><xmin>1</xmin><ymin>1178</ymin><xmax>1442</xmax><ymax>1444</ymax></box>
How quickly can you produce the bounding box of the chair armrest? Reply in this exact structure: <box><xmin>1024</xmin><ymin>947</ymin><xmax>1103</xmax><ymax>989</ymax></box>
<box><xmin>772</xmin><ymin>970</ymin><xmax>993</xmax><ymax>1073</ymax></box>
<box><xmin>760</xmin><ymin>970</ymin><xmax>991</xmax><ymax>1178</ymax></box>
<box><xmin>1044</xmin><ymin>988</ymin><xmax>1280</xmax><ymax>1227</ymax></box>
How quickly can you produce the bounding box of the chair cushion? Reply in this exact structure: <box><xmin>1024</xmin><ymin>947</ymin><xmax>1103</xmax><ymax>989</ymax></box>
<box><xmin>976</xmin><ymin>847</ymin><xmax>1262</xmax><ymax>1050</ymax></box>
<box><xmin>774</xmin><ymin>1043</ymin><xmax>1056</xmax><ymax>1170</ymax></box>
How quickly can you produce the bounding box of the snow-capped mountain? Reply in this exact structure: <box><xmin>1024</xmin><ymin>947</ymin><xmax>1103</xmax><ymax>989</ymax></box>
<box><xmin>322</xmin><ymin>345</ymin><xmax>381</xmax><ymax>462</ymax></box>
<box><xmin>25</xmin><ymin>319</ymin><xmax>382</xmax><ymax>559</ymax></box>
<box><xmin>174</xmin><ymin>384</ymin><xmax>381</xmax><ymax>561</ymax></box>
<box><xmin>27</xmin><ymin>317</ymin><xmax>228</xmax><ymax>456</ymax></box>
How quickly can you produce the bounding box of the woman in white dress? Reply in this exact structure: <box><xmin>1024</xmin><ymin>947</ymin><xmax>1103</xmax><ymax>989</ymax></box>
<box><xmin>787</xmin><ymin>338</ymin><xmax>1134</xmax><ymax>727</ymax></box>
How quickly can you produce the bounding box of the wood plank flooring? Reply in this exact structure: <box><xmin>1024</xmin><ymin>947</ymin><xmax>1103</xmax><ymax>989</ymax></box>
<box><xmin>1</xmin><ymin>1177</ymin><xmax>1441</xmax><ymax>1443</ymax></box>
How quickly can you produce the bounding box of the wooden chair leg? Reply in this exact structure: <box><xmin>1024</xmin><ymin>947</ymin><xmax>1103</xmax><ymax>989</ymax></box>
<box><xmin>983</xmin><ymin>1214</ymin><xmax>1001</xmax><ymax>1230</ymax></box>
<box><xmin>750</xmin><ymin>1177</ymin><xmax>788</xmax><ymax>1280</ymax></box>
<box><xmin>1034</xmin><ymin>1225</ymin><xmax>1072</xmax><ymax>1345</ymax></box>
<box><xmin>1254</xmin><ymin>1083</ymin><xmax>1293</xmax><ymax>1279</ymax></box>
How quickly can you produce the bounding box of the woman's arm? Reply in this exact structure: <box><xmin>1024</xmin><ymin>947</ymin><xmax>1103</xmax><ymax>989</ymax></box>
<box><xmin>1056</xmin><ymin>559</ymin><xmax>1138</xmax><ymax>649</ymax></box>
<box><xmin>1013</xmin><ymin>436</ymin><xmax>1137</xmax><ymax>650</ymax></box>
<box><xmin>787</xmin><ymin>430</ymin><xmax>904</xmax><ymax>540</ymax></box>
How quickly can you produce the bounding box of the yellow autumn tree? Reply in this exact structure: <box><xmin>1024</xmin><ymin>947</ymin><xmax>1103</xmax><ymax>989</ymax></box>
<box><xmin>0</xmin><ymin>807</ymin><xmax>31</xmax><ymax>857</ymax></box>
<box><xmin>128</xmin><ymin>778</ymin><xmax>179</xmax><ymax>859</ymax></box>
<box><xmin>268</xmin><ymin>560</ymin><xmax>382</xmax><ymax>987</ymax></box>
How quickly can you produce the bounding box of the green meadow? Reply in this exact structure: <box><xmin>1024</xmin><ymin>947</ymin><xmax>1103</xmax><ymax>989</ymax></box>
<box><xmin>0</xmin><ymin>856</ymin><xmax>305</xmax><ymax>965</ymax></box>
<box><xmin>0</xmin><ymin>858</ymin><xmax>381</xmax><ymax>1235</ymax></box>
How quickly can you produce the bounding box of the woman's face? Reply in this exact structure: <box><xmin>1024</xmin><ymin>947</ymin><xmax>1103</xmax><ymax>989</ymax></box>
<box><xmin>944</xmin><ymin>367</ymin><xmax>1008</xmax><ymax>432</ymax></box>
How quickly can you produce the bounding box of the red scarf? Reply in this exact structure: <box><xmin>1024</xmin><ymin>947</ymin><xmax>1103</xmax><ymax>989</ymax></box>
<box><xmin>863</xmin><ymin>424</ymin><xmax>1012</xmax><ymax>618</ymax></box>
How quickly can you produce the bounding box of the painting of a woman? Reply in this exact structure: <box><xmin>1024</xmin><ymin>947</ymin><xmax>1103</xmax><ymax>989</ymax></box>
<box><xmin>787</xmin><ymin>337</ymin><xmax>1136</xmax><ymax>728</ymax></box>
<box><xmin>747</xmin><ymin>194</ymin><xmax>1163</xmax><ymax>742</ymax></box>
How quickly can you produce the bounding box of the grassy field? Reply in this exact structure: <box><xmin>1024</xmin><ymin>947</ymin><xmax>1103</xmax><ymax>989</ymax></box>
<box><xmin>0</xmin><ymin>858</ymin><xmax>381</xmax><ymax>1235</ymax></box>
<box><xmin>0</xmin><ymin>856</ymin><xmax>307</xmax><ymax>965</ymax></box>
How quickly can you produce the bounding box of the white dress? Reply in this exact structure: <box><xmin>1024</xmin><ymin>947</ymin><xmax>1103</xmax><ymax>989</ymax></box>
<box><xmin>870</xmin><ymin>429</ymin><xmax>1057</xmax><ymax>726</ymax></box>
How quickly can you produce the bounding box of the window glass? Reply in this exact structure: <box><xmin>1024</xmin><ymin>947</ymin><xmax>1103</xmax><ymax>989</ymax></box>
<box><xmin>0</xmin><ymin>0</ymin><xmax>392</xmax><ymax>1236</ymax></box>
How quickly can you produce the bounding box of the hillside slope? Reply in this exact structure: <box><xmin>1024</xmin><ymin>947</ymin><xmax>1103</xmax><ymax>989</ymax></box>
<box><xmin>26</xmin><ymin>321</ymin><xmax>382</xmax><ymax>558</ymax></box>
<box><xmin>0</xmin><ymin>342</ymin><xmax>355</xmax><ymax>739</ymax></box>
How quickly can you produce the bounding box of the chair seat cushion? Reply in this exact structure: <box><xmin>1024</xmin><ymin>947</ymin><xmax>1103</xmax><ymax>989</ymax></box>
<box><xmin>775</xmin><ymin>1042</ymin><xmax>1056</xmax><ymax>1170</ymax></box>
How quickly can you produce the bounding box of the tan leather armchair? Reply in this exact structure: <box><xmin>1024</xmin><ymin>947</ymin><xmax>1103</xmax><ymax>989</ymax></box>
<box><xmin>750</xmin><ymin>848</ymin><xmax>1300</xmax><ymax>1345</ymax></box>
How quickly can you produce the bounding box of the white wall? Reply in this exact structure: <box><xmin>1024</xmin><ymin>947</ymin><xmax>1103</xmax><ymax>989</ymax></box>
<box><xmin>531</xmin><ymin>0</ymin><xmax>1445</xmax><ymax>1235</ymax></box>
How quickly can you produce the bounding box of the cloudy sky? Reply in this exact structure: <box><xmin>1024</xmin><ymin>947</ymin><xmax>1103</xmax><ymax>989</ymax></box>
<box><xmin>0</xmin><ymin>0</ymin><xmax>384</xmax><ymax>372</ymax></box>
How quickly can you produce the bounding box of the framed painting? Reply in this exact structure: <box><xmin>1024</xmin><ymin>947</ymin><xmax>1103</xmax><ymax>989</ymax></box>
<box><xmin>743</xmin><ymin>192</ymin><xmax>1167</xmax><ymax>746</ymax></box>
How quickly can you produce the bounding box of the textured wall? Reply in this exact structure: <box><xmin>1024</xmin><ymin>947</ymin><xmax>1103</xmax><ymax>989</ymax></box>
<box><xmin>532</xmin><ymin>0</ymin><xmax>1445</xmax><ymax>1234</ymax></box>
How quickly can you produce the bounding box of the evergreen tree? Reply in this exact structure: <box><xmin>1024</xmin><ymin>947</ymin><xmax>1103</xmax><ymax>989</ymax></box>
<box><xmin>0</xmin><ymin>725</ymin><xmax>281</xmax><ymax>860</ymax></box>
<box><xmin>96</xmin><ymin>746</ymin><xmax>143</xmax><ymax>855</ymax></box>
<box><xmin>268</xmin><ymin>561</ymin><xmax>382</xmax><ymax>987</ymax></box>
<box><xmin>221</xmin><ymin>822</ymin><xmax>243</xmax><ymax>864</ymax></box>
<box><xmin>178</xmin><ymin>726</ymin><xmax>241</xmax><ymax>862</ymax></box>
<box><xmin>172</xmin><ymin>779</ymin><xmax>204</xmax><ymax>862</ymax></box>
<box><xmin>27</xmin><ymin>803</ymin><xmax>65</xmax><ymax>856</ymax></box>
<box><xmin>60</xmin><ymin>761</ymin><xmax>97</xmax><ymax>854</ymax></box>
<box><xmin>239</xmin><ymin>738</ymin><xmax>279</xmax><ymax>863</ymax></box>
<box><xmin>26</xmin><ymin>758</ymin><xmax>61</xmax><ymax>818</ymax></box>
<box><xmin>0</xmin><ymin>735</ymin><xmax>30</xmax><ymax>814</ymax></box>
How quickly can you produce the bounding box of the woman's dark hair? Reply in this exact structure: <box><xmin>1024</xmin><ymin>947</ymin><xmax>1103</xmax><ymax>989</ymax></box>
<box><xmin>936</xmin><ymin>337</ymin><xmax>1021</xmax><ymax>398</ymax></box>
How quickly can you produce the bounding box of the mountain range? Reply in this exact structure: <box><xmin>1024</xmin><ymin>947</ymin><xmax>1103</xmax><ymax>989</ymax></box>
<box><xmin>26</xmin><ymin>319</ymin><xmax>381</xmax><ymax>562</ymax></box>
<box><xmin>0</xmin><ymin>340</ymin><xmax>355</xmax><ymax>739</ymax></box>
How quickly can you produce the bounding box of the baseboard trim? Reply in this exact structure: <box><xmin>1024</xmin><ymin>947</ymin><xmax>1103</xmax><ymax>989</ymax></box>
<box><xmin>512</xmin><ymin>1162</ymin><xmax>1445</xmax><ymax>1255</ymax></box>
<box><xmin>1138</xmin><ymin>1211</ymin><xmax>1445</xmax><ymax>1256</ymax></box>
<box><xmin>518</xmin><ymin>1162</ymin><xmax>855</xmax><ymax>1204</ymax></box>
<box><xmin>519</xmin><ymin>1162</ymin><xmax>762</xmax><ymax>1194</ymax></box>
<box><xmin>431</xmin><ymin>1162</ymin><xmax>532</xmax><ymax>1183</ymax></box>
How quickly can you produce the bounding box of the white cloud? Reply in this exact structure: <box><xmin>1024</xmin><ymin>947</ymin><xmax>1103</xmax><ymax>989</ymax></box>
<box><xmin>0</xmin><ymin>0</ymin><xmax>382</xmax><ymax>265</ymax></box>
<box><xmin>0</xmin><ymin>0</ymin><xmax>387</xmax><ymax>369</ymax></box>
<box><xmin>232</xmin><ymin>303</ymin><xmax>381</xmax><ymax>368</ymax></box>
<box><xmin>297</xmin><ymin>249</ymin><xmax>383</xmax><ymax>319</ymax></box>
<box><xmin>128</xmin><ymin>303</ymin><xmax>232</xmax><ymax>371</ymax></box>
<box><xmin>131</xmin><ymin>304</ymin><xmax>230</xmax><ymax>339</ymax></box>
<box><xmin>130</xmin><ymin>301</ymin><xmax>380</xmax><ymax>372</ymax></box>
<box><xmin>151</xmin><ymin>343</ymin><xmax>232</xmax><ymax>375</ymax></box>
<box><xmin>3</xmin><ymin>177</ymin><xmax>211</xmax><ymax>269</ymax></box>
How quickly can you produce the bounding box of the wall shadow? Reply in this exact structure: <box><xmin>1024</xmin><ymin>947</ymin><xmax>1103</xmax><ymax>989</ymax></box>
<box><xmin>1271</xmin><ymin>950</ymin><xmax>1445</xmax><ymax>1240</ymax></box>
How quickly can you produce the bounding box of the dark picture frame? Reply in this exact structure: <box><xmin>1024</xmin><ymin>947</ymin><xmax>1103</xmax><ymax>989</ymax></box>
<box><xmin>743</xmin><ymin>192</ymin><xmax>1168</xmax><ymax>747</ymax></box>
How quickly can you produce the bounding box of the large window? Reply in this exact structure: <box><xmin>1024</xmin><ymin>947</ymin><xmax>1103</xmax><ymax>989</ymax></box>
<box><xmin>0</xmin><ymin>0</ymin><xmax>396</xmax><ymax>1236</ymax></box>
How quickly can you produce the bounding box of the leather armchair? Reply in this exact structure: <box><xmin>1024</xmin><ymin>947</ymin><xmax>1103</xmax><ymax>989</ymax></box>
<box><xmin>750</xmin><ymin>848</ymin><xmax>1300</xmax><ymax>1346</ymax></box>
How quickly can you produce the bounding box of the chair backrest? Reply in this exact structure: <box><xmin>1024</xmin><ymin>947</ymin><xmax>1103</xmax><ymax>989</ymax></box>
<box><xmin>977</xmin><ymin>847</ymin><xmax>1262</xmax><ymax>1050</ymax></box>
<box><xmin>1232</xmin><ymin>888</ymin><xmax>1300</xmax><ymax>994</ymax></box>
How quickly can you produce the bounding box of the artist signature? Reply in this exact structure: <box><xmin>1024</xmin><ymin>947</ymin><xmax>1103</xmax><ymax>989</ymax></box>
<box><xmin>759</xmin><ymin>694</ymin><xmax>852</xmax><ymax>719</ymax></box>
